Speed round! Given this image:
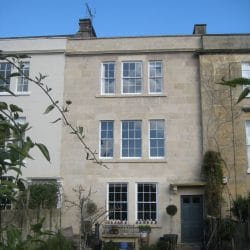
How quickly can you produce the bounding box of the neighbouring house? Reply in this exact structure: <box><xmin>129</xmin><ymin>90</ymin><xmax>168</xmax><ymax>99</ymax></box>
<box><xmin>0</xmin><ymin>36</ymin><xmax>68</xmax><ymax>206</ymax></box>
<box><xmin>198</xmin><ymin>33</ymin><xmax>250</xmax><ymax>214</ymax></box>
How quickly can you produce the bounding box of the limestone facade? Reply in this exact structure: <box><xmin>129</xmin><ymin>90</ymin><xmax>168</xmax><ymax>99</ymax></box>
<box><xmin>61</xmin><ymin>34</ymin><xmax>203</xmax><ymax>243</ymax></box>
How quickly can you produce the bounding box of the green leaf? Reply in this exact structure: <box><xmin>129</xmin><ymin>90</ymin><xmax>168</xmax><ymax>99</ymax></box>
<box><xmin>8</xmin><ymin>143</ymin><xmax>34</xmax><ymax>160</ymax></box>
<box><xmin>51</xmin><ymin>118</ymin><xmax>61</xmax><ymax>124</ymax></box>
<box><xmin>10</xmin><ymin>72</ymin><xmax>21</xmax><ymax>77</ymax></box>
<box><xmin>44</xmin><ymin>104</ymin><xmax>55</xmax><ymax>114</ymax></box>
<box><xmin>21</xmin><ymin>139</ymin><xmax>34</xmax><ymax>158</ymax></box>
<box><xmin>17</xmin><ymin>54</ymin><xmax>31</xmax><ymax>59</ymax></box>
<box><xmin>8</xmin><ymin>167</ymin><xmax>22</xmax><ymax>175</ymax></box>
<box><xmin>9</xmin><ymin>104</ymin><xmax>23</xmax><ymax>113</ymax></box>
<box><xmin>78</xmin><ymin>126</ymin><xmax>84</xmax><ymax>136</ymax></box>
<box><xmin>39</xmin><ymin>73</ymin><xmax>47</xmax><ymax>80</ymax></box>
<box><xmin>35</xmin><ymin>143</ymin><xmax>50</xmax><ymax>162</ymax></box>
<box><xmin>0</xmin><ymin>102</ymin><xmax>8</xmax><ymax>110</ymax></box>
<box><xmin>237</xmin><ymin>87</ymin><xmax>250</xmax><ymax>103</ymax></box>
<box><xmin>217</xmin><ymin>77</ymin><xmax>250</xmax><ymax>87</ymax></box>
<box><xmin>66</xmin><ymin>100</ymin><xmax>72</xmax><ymax>105</ymax></box>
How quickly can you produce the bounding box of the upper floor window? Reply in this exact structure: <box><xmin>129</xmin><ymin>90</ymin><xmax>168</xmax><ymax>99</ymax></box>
<box><xmin>121</xmin><ymin>120</ymin><xmax>142</xmax><ymax>158</ymax></box>
<box><xmin>17</xmin><ymin>62</ymin><xmax>30</xmax><ymax>93</ymax></box>
<box><xmin>149</xmin><ymin>61</ymin><xmax>163</xmax><ymax>93</ymax></box>
<box><xmin>100</xmin><ymin>120</ymin><xmax>114</xmax><ymax>158</ymax></box>
<box><xmin>101</xmin><ymin>62</ymin><xmax>115</xmax><ymax>94</ymax></box>
<box><xmin>242</xmin><ymin>63</ymin><xmax>250</xmax><ymax>95</ymax></box>
<box><xmin>0</xmin><ymin>61</ymin><xmax>30</xmax><ymax>94</ymax></box>
<box><xmin>245</xmin><ymin>121</ymin><xmax>250</xmax><ymax>173</ymax></box>
<box><xmin>149</xmin><ymin>120</ymin><xmax>165</xmax><ymax>158</ymax></box>
<box><xmin>137</xmin><ymin>183</ymin><xmax>157</xmax><ymax>222</ymax></box>
<box><xmin>242</xmin><ymin>62</ymin><xmax>250</xmax><ymax>79</ymax></box>
<box><xmin>122</xmin><ymin>62</ymin><xmax>142</xmax><ymax>94</ymax></box>
<box><xmin>108</xmin><ymin>183</ymin><xmax>128</xmax><ymax>221</ymax></box>
<box><xmin>0</xmin><ymin>62</ymin><xmax>11</xmax><ymax>92</ymax></box>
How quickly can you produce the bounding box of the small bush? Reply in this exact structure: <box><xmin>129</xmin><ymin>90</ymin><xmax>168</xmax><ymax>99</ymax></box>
<box><xmin>38</xmin><ymin>231</ymin><xmax>74</xmax><ymax>250</ymax></box>
<box><xmin>231</xmin><ymin>195</ymin><xmax>250</xmax><ymax>222</ymax></box>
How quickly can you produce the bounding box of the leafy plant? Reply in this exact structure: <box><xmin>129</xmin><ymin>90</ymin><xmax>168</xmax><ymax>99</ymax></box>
<box><xmin>29</xmin><ymin>183</ymin><xmax>58</xmax><ymax>209</ymax></box>
<box><xmin>217</xmin><ymin>77</ymin><xmax>250</xmax><ymax>103</ymax></box>
<box><xmin>0</xmin><ymin>102</ymin><xmax>50</xmax><ymax>212</ymax></box>
<box><xmin>231</xmin><ymin>195</ymin><xmax>250</xmax><ymax>222</ymax></box>
<box><xmin>202</xmin><ymin>150</ymin><xmax>224</xmax><ymax>217</ymax></box>
<box><xmin>219</xmin><ymin>219</ymin><xmax>236</xmax><ymax>241</ymax></box>
<box><xmin>139</xmin><ymin>225</ymin><xmax>151</xmax><ymax>233</ymax></box>
<box><xmin>37</xmin><ymin>230</ymin><xmax>74</xmax><ymax>250</ymax></box>
<box><xmin>0</xmin><ymin>219</ymin><xmax>51</xmax><ymax>250</ymax></box>
<box><xmin>103</xmin><ymin>240</ymin><xmax>119</xmax><ymax>250</ymax></box>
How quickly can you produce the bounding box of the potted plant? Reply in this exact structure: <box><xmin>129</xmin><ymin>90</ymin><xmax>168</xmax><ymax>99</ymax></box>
<box><xmin>139</xmin><ymin>225</ymin><xmax>151</xmax><ymax>246</ymax></box>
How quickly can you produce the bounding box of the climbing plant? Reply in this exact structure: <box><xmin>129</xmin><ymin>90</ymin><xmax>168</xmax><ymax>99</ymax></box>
<box><xmin>202</xmin><ymin>150</ymin><xmax>224</xmax><ymax>217</ymax></box>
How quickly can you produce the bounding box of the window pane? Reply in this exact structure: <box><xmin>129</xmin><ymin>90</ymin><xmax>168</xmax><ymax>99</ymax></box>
<box><xmin>246</xmin><ymin>121</ymin><xmax>250</xmax><ymax>170</ymax></box>
<box><xmin>100</xmin><ymin>121</ymin><xmax>114</xmax><ymax>158</ymax></box>
<box><xmin>102</xmin><ymin>62</ymin><xmax>115</xmax><ymax>94</ymax></box>
<box><xmin>122</xmin><ymin>120</ymin><xmax>142</xmax><ymax>157</ymax></box>
<box><xmin>150</xmin><ymin>120</ymin><xmax>165</xmax><ymax>157</ymax></box>
<box><xmin>17</xmin><ymin>62</ymin><xmax>30</xmax><ymax>93</ymax></box>
<box><xmin>137</xmin><ymin>183</ymin><xmax>157</xmax><ymax>221</ymax></box>
<box><xmin>0</xmin><ymin>63</ymin><xmax>11</xmax><ymax>92</ymax></box>
<box><xmin>149</xmin><ymin>61</ymin><xmax>163</xmax><ymax>93</ymax></box>
<box><xmin>122</xmin><ymin>62</ymin><xmax>142</xmax><ymax>94</ymax></box>
<box><xmin>108</xmin><ymin>183</ymin><xmax>128</xmax><ymax>220</ymax></box>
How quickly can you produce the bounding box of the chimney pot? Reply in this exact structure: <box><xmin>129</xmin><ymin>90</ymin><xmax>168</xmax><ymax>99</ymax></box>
<box><xmin>76</xmin><ymin>18</ymin><xmax>96</xmax><ymax>38</ymax></box>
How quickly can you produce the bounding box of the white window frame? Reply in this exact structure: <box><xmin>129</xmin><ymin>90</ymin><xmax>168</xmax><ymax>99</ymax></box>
<box><xmin>16</xmin><ymin>62</ymin><xmax>30</xmax><ymax>94</ymax></box>
<box><xmin>135</xmin><ymin>182</ymin><xmax>158</xmax><ymax>223</ymax></box>
<box><xmin>122</xmin><ymin>61</ymin><xmax>143</xmax><ymax>94</ymax></box>
<box><xmin>107</xmin><ymin>183</ymin><xmax>128</xmax><ymax>221</ymax></box>
<box><xmin>242</xmin><ymin>62</ymin><xmax>250</xmax><ymax>97</ymax></box>
<box><xmin>0</xmin><ymin>62</ymin><xmax>11</xmax><ymax>93</ymax></box>
<box><xmin>121</xmin><ymin>120</ymin><xmax>142</xmax><ymax>159</ymax></box>
<box><xmin>245</xmin><ymin>121</ymin><xmax>250</xmax><ymax>173</ymax></box>
<box><xmin>99</xmin><ymin>120</ymin><xmax>114</xmax><ymax>159</ymax></box>
<box><xmin>148</xmin><ymin>61</ymin><xmax>163</xmax><ymax>94</ymax></box>
<box><xmin>101</xmin><ymin>62</ymin><xmax>115</xmax><ymax>95</ymax></box>
<box><xmin>149</xmin><ymin>119</ymin><xmax>165</xmax><ymax>159</ymax></box>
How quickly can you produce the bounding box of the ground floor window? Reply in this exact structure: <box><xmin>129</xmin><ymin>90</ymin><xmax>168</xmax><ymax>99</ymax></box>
<box><xmin>0</xmin><ymin>176</ymin><xmax>14</xmax><ymax>210</ymax></box>
<box><xmin>108</xmin><ymin>183</ymin><xmax>128</xmax><ymax>221</ymax></box>
<box><xmin>137</xmin><ymin>183</ymin><xmax>157</xmax><ymax>222</ymax></box>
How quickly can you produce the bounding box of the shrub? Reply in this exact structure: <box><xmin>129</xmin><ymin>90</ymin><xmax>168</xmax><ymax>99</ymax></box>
<box><xmin>231</xmin><ymin>195</ymin><xmax>250</xmax><ymax>222</ymax></box>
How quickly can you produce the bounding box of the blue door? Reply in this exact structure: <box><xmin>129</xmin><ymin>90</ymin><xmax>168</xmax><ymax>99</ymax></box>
<box><xmin>181</xmin><ymin>195</ymin><xmax>203</xmax><ymax>243</ymax></box>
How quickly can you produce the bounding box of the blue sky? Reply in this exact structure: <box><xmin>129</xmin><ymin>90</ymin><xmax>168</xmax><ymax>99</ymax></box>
<box><xmin>0</xmin><ymin>0</ymin><xmax>250</xmax><ymax>38</ymax></box>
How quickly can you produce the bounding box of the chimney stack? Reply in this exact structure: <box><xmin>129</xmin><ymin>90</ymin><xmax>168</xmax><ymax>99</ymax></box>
<box><xmin>193</xmin><ymin>24</ymin><xmax>207</xmax><ymax>35</ymax></box>
<box><xmin>76</xmin><ymin>18</ymin><xmax>96</xmax><ymax>38</ymax></box>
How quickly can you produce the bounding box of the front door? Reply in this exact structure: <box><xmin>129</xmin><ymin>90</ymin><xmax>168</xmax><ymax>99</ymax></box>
<box><xmin>181</xmin><ymin>195</ymin><xmax>203</xmax><ymax>243</ymax></box>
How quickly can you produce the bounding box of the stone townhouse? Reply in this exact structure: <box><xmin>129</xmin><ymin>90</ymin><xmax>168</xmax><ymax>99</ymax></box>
<box><xmin>60</xmin><ymin>20</ymin><xmax>204</xmax><ymax>248</ymax></box>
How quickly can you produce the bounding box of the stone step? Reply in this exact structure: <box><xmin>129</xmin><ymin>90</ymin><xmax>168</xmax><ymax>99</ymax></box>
<box><xmin>177</xmin><ymin>243</ymin><xmax>202</xmax><ymax>250</ymax></box>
